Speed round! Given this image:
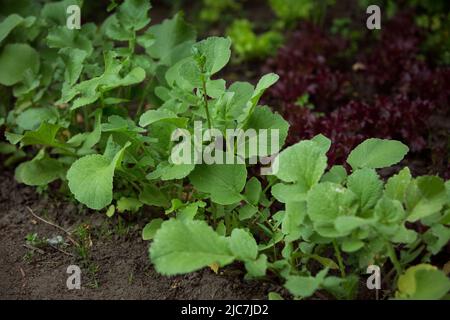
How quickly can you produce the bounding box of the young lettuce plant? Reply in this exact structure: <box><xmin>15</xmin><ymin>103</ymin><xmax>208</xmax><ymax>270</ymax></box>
<box><xmin>3</xmin><ymin>1</ymin><xmax>193</xmax><ymax>210</ymax></box>
<box><xmin>150</xmin><ymin>136</ymin><xmax>450</xmax><ymax>299</ymax></box>
<box><xmin>272</xmin><ymin>137</ymin><xmax>449</xmax><ymax>299</ymax></box>
<box><xmin>4</xmin><ymin>0</ymin><xmax>290</xmax><ymax>221</ymax></box>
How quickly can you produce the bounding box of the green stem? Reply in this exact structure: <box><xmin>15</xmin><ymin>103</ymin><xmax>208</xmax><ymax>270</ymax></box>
<box><xmin>333</xmin><ymin>240</ymin><xmax>346</xmax><ymax>278</ymax></box>
<box><xmin>136</xmin><ymin>77</ymin><xmax>153</xmax><ymax>117</ymax></box>
<box><xmin>239</xmin><ymin>103</ymin><xmax>255</xmax><ymax>130</ymax></box>
<box><xmin>201</xmin><ymin>76</ymin><xmax>212</xmax><ymax>130</ymax></box>
<box><xmin>387</xmin><ymin>242</ymin><xmax>402</xmax><ymax>275</ymax></box>
<box><xmin>262</xmin><ymin>178</ymin><xmax>277</xmax><ymax>194</ymax></box>
<box><xmin>129</xmin><ymin>32</ymin><xmax>136</xmax><ymax>54</ymax></box>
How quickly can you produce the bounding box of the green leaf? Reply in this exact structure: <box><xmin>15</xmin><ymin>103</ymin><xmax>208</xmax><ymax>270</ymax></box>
<box><xmin>144</xmin><ymin>13</ymin><xmax>196</xmax><ymax>64</ymax></box>
<box><xmin>67</xmin><ymin>142</ymin><xmax>130</xmax><ymax>210</ymax></box>
<box><xmin>0</xmin><ymin>142</ymin><xmax>16</xmax><ymax>154</ymax></box>
<box><xmin>193</xmin><ymin>37</ymin><xmax>231</xmax><ymax>75</ymax></box>
<box><xmin>62</xmin><ymin>51</ymin><xmax>145</xmax><ymax>110</ymax></box>
<box><xmin>341</xmin><ymin>238</ymin><xmax>365</xmax><ymax>252</ymax></box>
<box><xmin>242</xmin><ymin>106</ymin><xmax>289</xmax><ymax>157</ymax></box>
<box><xmin>5</xmin><ymin>132</ymin><xmax>23</xmax><ymax>145</ymax></box>
<box><xmin>271</xmin><ymin>183</ymin><xmax>308</xmax><ymax>203</ymax></box>
<box><xmin>142</xmin><ymin>218</ymin><xmax>164</xmax><ymax>240</ymax></box>
<box><xmin>116</xmin><ymin>0</ymin><xmax>151</xmax><ymax>31</ymax></box>
<box><xmin>0</xmin><ymin>43</ymin><xmax>39</xmax><ymax>86</ymax></box>
<box><xmin>282</xmin><ymin>201</ymin><xmax>307</xmax><ymax>240</ymax></box>
<box><xmin>103</xmin><ymin>15</ymin><xmax>133</xmax><ymax>41</ymax></box>
<box><xmin>347</xmin><ymin>138</ymin><xmax>409</xmax><ymax>170</ymax></box>
<box><xmin>268</xmin><ymin>292</ymin><xmax>284</xmax><ymax>300</ymax></box>
<box><xmin>308</xmin><ymin>254</ymin><xmax>339</xmax><ymax>270</ymax></box>
<box><xmin>104</xmin><ymin>0</ymin><xmax>150</xmax><ymax>39</ymax></box>
<box><xmin>322</xmin><ymin>275</ymin><xmax>359</xmax><ymax>300</ymax></box>
<box><xmin>79</xmin><ymin>109</ymin><xmax>102</xmax><ymax>152</ymax></box>
<box><xmin>206</xmin><ymin>79</ymin><xmax>227</xmax><ymax>98</ymax></box>
<box><xmin>406</xmin><ymin>176</ymin><xmax>447</xmax><ymax>222</ymax></box>
<box><xmin>227</xmin><ymin>81</ymin><xmax>254</xmax><ymax>118</ymax></box>
<box><xmin>16</xmin><ymin>107</ymin><xmax>58</xmax><ymax>131</ymax></box>
<box><xmin>307</xmin><ymin>182</ymin><xmax>358</xmax><ymax>229</ymax></box>
<box><xmin>139</xmin><ymin>184</ymin><xmax>169</xmax><ymax>207</ymax></box>
<box><xmin>445</xmin><ymin>181</ymin><xmax>450</xmax><ymax>205</ymax></box>
<box><xmin>385</xmin><ymin>167</ymin><xmax>412</xmax><ymax>202</ymax></box>
<box><xmin>147</xmin><ymin>161</ymin><xmax>195</xmax><ymax>181</ymax></box>
<box><xmin>334</xmin><ymin>216</ymin><xmax>370</xmax><ymax>235</ymax></box>
<box><xmin>321</xmin><ymin>165</ymin><xmax>347</xmax><ymax>184</ymax></box>
<box><xmin>396</xmin><ymin>264</ymin><xmax>450</xmax><ymax>300</ymax></box>
<box><xmin>229</xmin><ymin>229</ymin><xmax>258</xmax><ymax>261</ymax></box>
<box><xmin>106</xmin><ymin>205</ymin><xmax>115</xmax><ymax>217</ymax></box>
<box><xmin>0</xmin><ymin>14</ymin><xmax>21</xmax><ymax>40</ymax></box>
<box><xmin>423</xmin><ymin>225</ymin><xmax>450</xmax><ymax>255</ymax></box>
<box><xmin>284</xmin><ymin>269</ymin><xmax>328</xmax><ymax>298</ymax></box>
<box><xmin>139</xmin><ymin>109</ymin><xmax>188</xmax><ymax>127</ymax></box>
<box><xmin>47</xmin><ymin>26</ymin><xmax>92</xmax><ymax>53</ymax></box>
<box><xmin>392</xmin><ymin>225</ymin><xmax>417</xmax><ymax>244</ymax></box>
<box><xmin>15</xmin><ymin>156</ymin><xmax>64</xmax><ymax>186</ymax></box>
<box><xmin>244</xmin><ymin>177</ymin><xmax>262</xmax><ymax>205</ymax></box>
<box><xmin>117</xmin><ymin>197</ymin><xmax>142</xmax><ymax>213</ymax></box>
<box><xmin>374</xmin><ymin>196</ymin><xmax>405</xmax><ymax>226</ymax></box>
<box><xmin>238</xmin><ymin>204</ymin><xmax>258</xmax><ymax>221</ymax></box>
<box><xmin>42</xmin><ymin>0</ymin><xmax>81</xmax><ymax>25</ymax></box>
<box><xmin>245</xmin><ymin>254</ymin><xmax>267</xmax><ymax>278</ymax></box>
<box><xmin>177</xmin><ymin>201</ymin><xmax>205</xmax><ymax>221</ymax></box>
<box><xmin>274</xmin><ymin>140</ymin><xmax>327</xmax><ymax>189</ymax></box>
<box><xmin>347</xmin><ymin>168</ymin><xmax>383</xmax><ymax>212</ymax></box>
<box><xmin>250</xmin><ymin>73</ymin><xmax>279</xmax><ymax>106</ymax></box>
<box><xmin>189</xmin><ymin>164</ymin><xmax>247</xmax><ymax>205</ymax></box>
<box><xmin>165</xmin><ymin>199</ymin><xmax>184</xmax><ymax>215</ymax></box>
<box><xmin>102</xmin><ymin>115</ymin><xmax>145</xmax><ymax>133</ymax></box>
<box><xmin>0</xmin><ymin>14</ymin><xmax>31</xmax><ymax>44</ymax></box>
<box><xmin>311</xmin><ymin>134</ymin><xmax>331</xmax><ymax>154</ymax></box>
<box><xmin>150</xmin><ymin>219</ymin><xmax>234</xmax><ymax>275</ymax></box>
<box><xmin>60</xmin><ymin>48</ymin><xmax>88</xmax><ymax>86</ymax></box>
<box><xmin>178</xmin><ymin>60</ymin><xmax>202</xmax><ymax>89</ymax></box>
<box><xmin>20</xmin><ymin>122</ymin><xmax>68</xmax><ymax>150</ymax></box>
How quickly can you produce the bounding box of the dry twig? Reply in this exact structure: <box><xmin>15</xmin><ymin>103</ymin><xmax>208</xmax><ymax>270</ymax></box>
<box><xmin>26</xmin><ymin>206</ymin><xmax>79</xmax><ymax>246</ymax></box>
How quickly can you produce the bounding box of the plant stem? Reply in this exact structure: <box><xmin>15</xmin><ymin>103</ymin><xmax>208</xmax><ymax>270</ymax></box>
<box><xmin>201</xmin><ymin>77</ymin><xmax>212</xmax><ymax>130</ymax></box>
<box><xmin>333</xmin><ymin>240</ymin><xmax>346</xmax><ymax>278</ymax></box>
<box><xmin>387</xmin><ymin>242</ymin><xmax>402</xmax><ymax>275</ymax></box>
<box><xmin>136</xmin><ymin>76</ymin><xmax>153</xmax><ymax>117</ymax></box>
<box><xmin>129</xmin><ymin>32</ymin><xmax>136</xmax><ymax>54</ymax></box>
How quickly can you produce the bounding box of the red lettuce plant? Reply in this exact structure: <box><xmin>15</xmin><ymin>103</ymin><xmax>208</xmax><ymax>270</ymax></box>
<box><xmin>265</xmin><ymin>13</ymin><xmax>449</xmax><ymax>175</ymax></box>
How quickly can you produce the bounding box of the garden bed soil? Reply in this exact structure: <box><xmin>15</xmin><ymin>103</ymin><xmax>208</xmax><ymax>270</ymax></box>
<box><xmin>0</xmin><ymin>170</ymin><xmax>282</xmax><ymax>300</ymax></box>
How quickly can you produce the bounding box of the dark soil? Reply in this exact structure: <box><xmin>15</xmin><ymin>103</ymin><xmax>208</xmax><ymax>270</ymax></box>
<box><xmin>0</xmin><ymin>170</ymin><xmax>283</xmax><ymax>300</ymax></box>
